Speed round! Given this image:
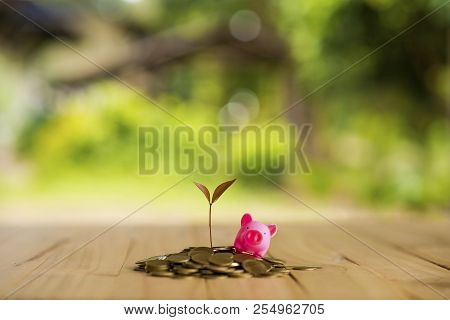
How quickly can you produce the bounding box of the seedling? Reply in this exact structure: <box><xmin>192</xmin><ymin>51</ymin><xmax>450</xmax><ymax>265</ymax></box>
<box><xmin>134</xmin><ymin>178</ymin><xmax>321</xmax><ymax>279</ymax></box>
<box><xmin>194</xmin><ymin>179</ymin><xmax>236</xmax><ymax>248</ymax></box>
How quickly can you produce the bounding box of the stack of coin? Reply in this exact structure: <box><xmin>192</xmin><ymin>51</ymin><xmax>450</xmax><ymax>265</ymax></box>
<box><xmin>134</xmin><ymin>246</ymin><xmax>320</xmax><ymax>279</ymax></box>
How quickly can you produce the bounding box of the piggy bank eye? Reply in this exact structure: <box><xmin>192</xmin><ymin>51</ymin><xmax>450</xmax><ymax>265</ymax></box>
<box><xmin>246</xmin><ymin>227</ymin><xmax>249</xmax><ymax>230</ymax></box>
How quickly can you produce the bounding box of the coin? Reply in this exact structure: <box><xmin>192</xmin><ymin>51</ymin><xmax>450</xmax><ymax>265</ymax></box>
<box><xmin>213</xmin><ymin>245</ymin><xmax>234</xmax><ymax>249</ymax></box>
<box><xmin>145</xmin><ymin>260</ymin><xmax>169</xmax><ymax>272</ymax></box>
<box><xmin>136</xmin><ymin>255</ymin><xmax>167</xmax><ymax>265</ymax></box>
<box><xmin>191</xmin><ymin>246</ymin><xmax>212</xmax><ymax>251</ymax></box>
<box><xmin>173</xmin><ymin>266</ymin><xmax>197</xmax><ymax>275</ymax></box>
<box><xmin>242</xmin><ymin>259</ymin><xmax>270</xmax><ymax>276</ymax></box>
<box><xmin>261</xmin><ymin>271</ymin><xmax>284</xmax><ymax>278</ymax></box>
<box><xmin>134</xmin><ymin>246</ymin><xmax>319</xmax><ymax>279</ymax></box>
<box><xmin>212</xmin><ymin>246</ymin><xmax>234</xmax><ymax>253</ymax></box>
<box><xmin>189</xmin><ymin>247</ymin><xmax>214</xmax><ymax>256</ymax></box>
<box><xmin>263</xmin><ymin>257</ymin><xmax>286</xmax><ymax>265</ymax></box>
<box><xmin>200</xmin><ymin>269</ymin><xmax>214</xmax><ymax>275</ymax></box>
<box><xmin>167</xmin><ymin>253</ymin><xmax>190</xmax><ymax>263</ymax></box>
<box><xmin>233</xmin><ymin>253</ymin><xmax>257</xmax><ymax>263</ymax></box>
<box><xmin>206</xmin><ymin>265</ymin><xmax>232</xmax><ymax>273</ymax></box>
<box><xmin>150</xmin><ymin>271</ymin><xmax>174</xmax><ymax>277</ymax></box>
<box><xmin>209</xmin><ymin>253</ymin><xmax>233</xmax><ymax>266</ymax></box>
<box><xmin>271</xmin><ymin>267</ymin><xmax>290</xmax><ymax>274</ymax></box>
<box><xmin>230</xmin><ymin>268</ymin><xmax>244</xmax><ymax>274</ymax></box>
<box><xmin>191</xmin><ymin>252</ymin><xmax>212</xmax><ymax>265</ymax></box>
<box><xmin>289</xmin><ymin>266</ymin><xmax>321</xmax><ymax>271</ymax></box>
<box><xmin>261</xmin><ymin>259</ymin><xmax>273</xmax><ymax>270</ymax></box>
<box><xmin>183</xmin><ymin>261</ymin><xmax>203</xmax><ymax>269</ymax></box>
<box><xmin>135</xmin><ymin>259</ymin><xmax>149</xmax><ymax>265</ymax></box>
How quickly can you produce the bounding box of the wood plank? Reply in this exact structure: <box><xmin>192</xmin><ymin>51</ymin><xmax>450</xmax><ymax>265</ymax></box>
<box><xmin>0</xmin><ymin>220</ymin><xmax>448</xmax><ymax>299</ymax></box>
<box><xmin>270</xmin><ymin>224</ymin><xmax>409</xmax><ymax>299</ymax></box>
<box><xmin>0</xmin><ymin>227</ymin><xmax>73</xmax><ymax>298</ymax></box>
<box><xmin>359</xmin><ymin>220</ymin><xmax>450</xmax><ymax>269</ymax></box>
<box><xmin>4</xmin><ymin>226</ymin><xmax>211</xmax><ymax>299</ymax></box>
<box><xmin>309</xmin><ymin>222</ymin><xmax>449</xmax><ymax>299</ymax></box>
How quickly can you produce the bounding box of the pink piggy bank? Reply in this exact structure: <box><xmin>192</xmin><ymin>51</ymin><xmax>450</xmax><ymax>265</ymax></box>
<box><xmin>234</xmin><ymin>213</ymin><xmax>277</xmax><ymax>257</ymax></box>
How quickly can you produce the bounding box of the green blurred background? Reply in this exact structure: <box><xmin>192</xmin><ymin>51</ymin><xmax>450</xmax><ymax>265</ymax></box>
<box><xmin>0</xmin><ymin>0</ymin><xmax>448</xmax><ymax>224</ymax></box>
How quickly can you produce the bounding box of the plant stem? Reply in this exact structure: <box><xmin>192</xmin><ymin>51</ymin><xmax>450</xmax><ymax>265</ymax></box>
<box><xmin>209</xmin><ymin>202</ymin><xmax>212</xmax><ymax>248</ymax></box>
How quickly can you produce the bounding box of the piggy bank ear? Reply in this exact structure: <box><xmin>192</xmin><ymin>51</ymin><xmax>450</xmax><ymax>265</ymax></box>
<box><xmin>267</xmin><ymin>224</ymin><xmax>277</xmax><ymax>237</ymax></box>
<box><xmin>241</xmin><ymin>213</ymin><xmax>252</xmax><ymax>226</ymax></box>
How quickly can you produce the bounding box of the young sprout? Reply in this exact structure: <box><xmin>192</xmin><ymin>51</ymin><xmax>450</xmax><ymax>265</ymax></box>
<box><xmin>194</xmin><ymin>179</ymin><xmax>236</xmax><ymax>248</ymax></box>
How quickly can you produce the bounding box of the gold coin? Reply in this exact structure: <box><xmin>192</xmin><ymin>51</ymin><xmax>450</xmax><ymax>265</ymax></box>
<box><xmin>230</xmin><ymin>268</ymin><xmax>245</xmax><ymax>273</ymax></box>
<box><xmin>212</xmin><ymin>246</ymin><xmax>234</xmax><ymax>253</ymax></box>
<box><xmin>167</xmin><ymin>253</ymin><xmax>190</xmax><ymax>263</ymax></box>
<box><xmin>261</xmin><ymin>272</ymin><xmax>283</xmax><ymax>278</ymax></box>
<box><xmin>145</xmin><ymin>260</ymin><xmax>169</xmax><ymax>272</ymax></box>
<box><xmin>263</xmin><ymin>257</ymin><xmax>286</xmax><ymax>265</ymax></box>
<box><xmin>134</xmin><ymin>248</ymin><xmax>317</xmax><ymax>280</ymax></box>
<box><xmin>135</xmin><ymin>259</ymin><xmax>149</xmax><ymax>265</ymax></box>
<box><xmin>200</xmin><ymin>269</ymin><xmax>214</xmax><ymax>275</ymax></box>
<box><xmin>242</xmin><ymin>259</ymin><xmax>270</xmax><ymax>276</ymax></box>
<box><xmin>290</xmin><ymin>266</ymin><xmax>321</xmax><ymax>271</ymax></box>
<box><xmin>150</xmin><ymin>271</ymin><xmax>174</xmax><ymax>277</ymax></box>
<box><xmin>271</xmin><ymin>267</ymin><xmax>290</xmax><ymax>274</ymax></box>
<box><xmin>192</xmin><ymin>246</ymin><xmax>212</xmax><ymax>251</ymax></box>
<box><xmin>261</xmin><ymin>260</ymin><xmax>273</xmax><ymax>270</ymax></box>
<box><xmin>213</xmin><ymin>245</ymin><xmax>234</xmax><ymax>250</ymax></box>
<box><xmin>189</xmin><ymin>247</ymin><xmax>214</xmax><ymax>256</ymax></box>
<box><xmin>136</xmin><ymin>255</ymin><xmax>167</xmax><ymax>265</ymax></box>
<box><xmin>209</xmin><ymin>253</ymin><xmax>233</xmax><ymax>266</ymax></box>
<box><xmin>183</xmin><ymin>261</ymin><xmax>203</xmax><ymax>269</ymax></box>
<box><xmin>234</xmin><ymin>253</ymin><xmax>258</xmax><ymax>263</ymax></box>
<box><xmin>173</xmin><ymin>266</ymin><xmax>197</xmax><ymax>275</ymax></box>
<box><xmin>191</xmin><ymin>252</ymin><xmax>212</xmax><ymax>265</ymax></box>
<box><xmin>205</xmin><ymin>265</ymin><xmax>231</xmax><ymax>273</ymax></box>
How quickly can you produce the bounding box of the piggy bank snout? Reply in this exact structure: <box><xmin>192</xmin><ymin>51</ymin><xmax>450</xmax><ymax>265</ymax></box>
<box><xmin>245</xmin><ymin>230</ymin><xmax>263</xmax><ymax>245</ymax></box>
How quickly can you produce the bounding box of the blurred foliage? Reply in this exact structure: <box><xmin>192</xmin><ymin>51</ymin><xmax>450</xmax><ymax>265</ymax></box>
<box><xmin>0</xmin><ymin>0</ymin><xmax>449</xmax><ymax>211</ymax></box>
<box><xmin>273</xmin><ymin>0</ymin><xmax>449</xmax><ymax>209</ymax></box>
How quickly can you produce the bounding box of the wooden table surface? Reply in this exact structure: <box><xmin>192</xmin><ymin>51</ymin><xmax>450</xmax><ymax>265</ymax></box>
<box><xmin>1</xmin><ymin>219</ymin><xmax>449</xmax><ymax>299</ymax></box>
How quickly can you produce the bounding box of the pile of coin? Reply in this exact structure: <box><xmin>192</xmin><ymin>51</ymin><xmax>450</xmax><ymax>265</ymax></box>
<box><xmin>134</xmin><ymin>246</ymin><xmax>320</xmax><ymax>279</ymax></box>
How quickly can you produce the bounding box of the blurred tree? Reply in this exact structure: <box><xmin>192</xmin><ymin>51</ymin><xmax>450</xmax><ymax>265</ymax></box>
<box><xmin>0</xmin><ymin>0</ymin><xmax>448</xmax><ymax>210</ymax></box>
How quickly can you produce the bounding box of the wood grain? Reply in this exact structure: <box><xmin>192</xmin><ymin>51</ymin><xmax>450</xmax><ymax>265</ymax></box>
<box><xmin>0</xmin><ymin>220</ymin><xmax>448</xmax><ymax>299</ymax></box>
